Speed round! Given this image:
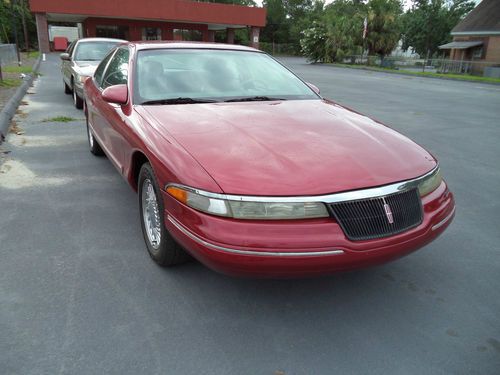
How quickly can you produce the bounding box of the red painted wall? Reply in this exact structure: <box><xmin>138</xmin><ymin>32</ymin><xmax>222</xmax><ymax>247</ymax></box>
<box><xmin>30</xmin><ymin>0</ymin><xmax>266</xmax><ymax>27</ymax></box>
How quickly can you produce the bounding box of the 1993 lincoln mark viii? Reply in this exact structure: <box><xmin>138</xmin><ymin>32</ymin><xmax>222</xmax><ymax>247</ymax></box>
<box><xmin>83</xmin><ymin>42</ymin><xmax>455</xmax><ymax>277</ymax></box>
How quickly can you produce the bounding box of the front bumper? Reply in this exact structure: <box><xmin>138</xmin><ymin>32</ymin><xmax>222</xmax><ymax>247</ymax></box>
<box><xmin>163</xmin><ymin>181</ymin><xmax>455</xmax><ymax>277</ymax></box>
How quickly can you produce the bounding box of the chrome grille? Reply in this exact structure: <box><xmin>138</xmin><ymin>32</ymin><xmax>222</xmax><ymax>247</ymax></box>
<box><xmin>329</xmin><ymin>188</ymin><xmax>423</xmax><ymax>241</ymax></box>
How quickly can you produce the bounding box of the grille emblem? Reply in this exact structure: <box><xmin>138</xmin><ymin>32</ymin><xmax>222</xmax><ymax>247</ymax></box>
<box><xmin>382</xmin><ymin>198</ymin><xmax>394</xmax><ymax>224</ymax></box>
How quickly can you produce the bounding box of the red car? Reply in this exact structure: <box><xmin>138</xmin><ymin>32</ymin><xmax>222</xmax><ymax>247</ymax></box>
<box><xmin>84</xmin><ymin>42</ymin><xmax>455</xmax><ymax>277</ymax></box>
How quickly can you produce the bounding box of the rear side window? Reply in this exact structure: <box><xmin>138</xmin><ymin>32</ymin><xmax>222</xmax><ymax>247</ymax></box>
<box><xmin>94</xmin><ymin>50</ymin><xmax>116</xmax><ymax>87</ymax></box>
<box><xmin>101</xmin><ymin>48</ymin><xmax>129</xmax><ymax>89</ymax></box>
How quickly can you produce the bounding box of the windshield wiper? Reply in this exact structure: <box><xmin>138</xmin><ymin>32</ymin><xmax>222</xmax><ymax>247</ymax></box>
<box><xmin>141</xmin><ymin>97</ymin><xmax>219</xmax><ymax>105</ymax></box>
<box><xmin>224</xmin><ymin>96</ymin><xmax>287</xmax><ymax>102</ymax></box>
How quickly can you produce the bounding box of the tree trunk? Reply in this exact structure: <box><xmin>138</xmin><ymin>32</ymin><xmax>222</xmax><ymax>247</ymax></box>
<box><xmin>20</xmin><ymin>0</ymin><xmax>29</xmax><ymax>51</ymax></box>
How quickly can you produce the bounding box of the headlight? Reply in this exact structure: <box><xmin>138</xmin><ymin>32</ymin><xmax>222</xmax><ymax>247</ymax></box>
<box><xmin>166</xmin><ymin>185</ymin><xmax>329</xmax><ymax>220</ymax></box>
<box><xmin>76</xmin><ymin>74</ymin><xmax>89</xmax><ymax>84</ymax></box>
<box><xmin>418</xmin><ymin>168</ymin><xmax>442</xmax><ymax>197</ymax></box>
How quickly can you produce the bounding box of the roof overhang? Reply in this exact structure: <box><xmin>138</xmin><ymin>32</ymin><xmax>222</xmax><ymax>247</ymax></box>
<box><xmin>30</xmin><ymin>0</ymin><xmax>266</xmax><ymax>27</ymax></box>
<box><xmin>45</xmin><ymin>13</ymin><xmax>247</xmax><ymax>30</ymax></box>
<box><xmin>451</xmin><ymin>31</ymin><xmax>500</xmax><ymax>36</ymax></box>
<box><xmin>438</xmin><ymin>41</ymin><xmax>483</xmax><ymax>50</ymax></box>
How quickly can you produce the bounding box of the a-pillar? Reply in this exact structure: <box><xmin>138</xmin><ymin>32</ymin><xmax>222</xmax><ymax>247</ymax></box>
<box><xmin>35</xmin><ymin>13</ymin><xmax>50</xmax><ymax>53</ymax></box>
<box><xmin>226</xmin><ymin>28</ymin><xmax>235</xmax><ymax>44</ymax></box>
<box><xmin>249</xmin><ymin>27</ymin><xmax>260</xmax><ymax>49</ymax></box>
<box><xmin>203</xmin><ymin>30</ymin><xmax>215</xmax><ymax>42</ymax></box>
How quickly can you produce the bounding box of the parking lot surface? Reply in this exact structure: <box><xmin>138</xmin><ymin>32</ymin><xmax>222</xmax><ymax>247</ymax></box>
<box><xmin>1</xmin><ymin>54</ymin><xmax>499</xmax><ymax>374</ymax></box>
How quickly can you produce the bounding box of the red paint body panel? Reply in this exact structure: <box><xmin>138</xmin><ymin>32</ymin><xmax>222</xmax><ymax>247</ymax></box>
<box><xmin>84</xmin><ymin>42</ymin><xmax>455</xmax><ymax>277</ymax></box>
<box><xmin>143</xmin><ymin>100</ymin><xmax>436</xmax><ymax>196</ymax></box>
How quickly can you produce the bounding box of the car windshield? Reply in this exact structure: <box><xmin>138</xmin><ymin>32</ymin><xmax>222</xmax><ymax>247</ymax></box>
<box><xmin>134</xmin><ymin>49</ymin><xmax>319</xmax><ymax>104</ymax></box>
<box><xmin>74</xmin><ymin>41</ymin><xmax>121</xmax><ymax>61</ymax></box>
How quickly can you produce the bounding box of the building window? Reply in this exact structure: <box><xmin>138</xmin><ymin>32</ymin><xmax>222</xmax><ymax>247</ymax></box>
<box><xmin>472</xmin><ymin>46</ymin><xmax>483</xmax><ymax>59</ymax></box>
<box><xmin>173</xmin><ymin>29</ymin><xmax>202</xmax><ymax>41</ymax></box>
<box><xmin>96</xmin><ymin>25</ymin><xmax>129</xmax><ymax>40</ymax></box>
<box><xmin>143</xmin><ymin>27</ymin><xmax>162</xmax><ymax>41</ymax></box>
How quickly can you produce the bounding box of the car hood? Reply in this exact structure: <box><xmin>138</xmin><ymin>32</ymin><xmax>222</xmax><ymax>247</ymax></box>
<box><xmin>74</xmin><ymin>61</ymin><xmax>99</xmax><ymax>76</ymax></box>
<box><xmin>140</xmin><ymin>100</ymin><xmax>436</xmax><ymax>196</ymax></box>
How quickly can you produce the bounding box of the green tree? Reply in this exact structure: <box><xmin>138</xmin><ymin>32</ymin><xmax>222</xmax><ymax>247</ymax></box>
<box><xmin>300</xmin><ymin>0</ymin><xmax>365</xmax><ymax>62</ymax></box>
<box><xmin>300</xmin><ymin>20</ymin><xmax>330</xmax><ymax>62</ymax></box>
<box><xmin>261</xmin><ymin>0</ymin><xmax>290</xmax><ymax>44</ymax></box>
<box><xmin>0</xmin><ymin>0</ymin><xmax>36</xmax><ymax>50</ymax></box>
<box><xmin>366</xmin><ymin>0</ymin><xmax>402</xmax><ymax>58</ymax></box>
<box><xmin>401</xmin><ymin>0</ymin><xmax>475</xmax><ymax>57</ymax></box>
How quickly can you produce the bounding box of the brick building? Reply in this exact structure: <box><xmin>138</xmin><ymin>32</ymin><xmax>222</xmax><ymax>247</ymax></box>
<box><xmin>439</xmin><ymin>0</ymin><xmax>500</xmax><ymax>74</ymax></box>
<box><xmin>29</xmin><ymin>0</ymin><xmax>267</xmax><ymax>53</ymax></box>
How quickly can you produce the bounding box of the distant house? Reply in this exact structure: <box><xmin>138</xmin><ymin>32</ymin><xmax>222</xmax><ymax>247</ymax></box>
<box><xmin>439</xmin><ymin>0</ymin><xmax>500</xmax><ymax>75</ymax></box>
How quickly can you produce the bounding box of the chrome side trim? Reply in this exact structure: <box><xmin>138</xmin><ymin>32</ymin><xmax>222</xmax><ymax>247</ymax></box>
<box><xmin>167</xmin><ymin>215</ymin><xmax>344</xmax><ymax>257</ymax></box>
<box><xmin>432</xmin><ymin>206</ymin><xmax>456</xmax><ymax>231</ymax></box>
<box><xmin>166</xmin><ymin>166</ymin><xmax>439</xmax><ymax>204</ymax></box>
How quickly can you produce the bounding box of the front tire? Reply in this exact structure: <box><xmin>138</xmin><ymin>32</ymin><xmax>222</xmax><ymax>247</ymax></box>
<box><xmin>138</xmin><ymin>163</ymin><xmax>190</xmax><ymax>266</ymax></box>
<box><xmin>73</xmin><ymin>86</ymin><xmax>83</xmax><ymax>109</ymax></box>
<box><xmin>86</xmin><ymin>115</ymin><xmax>104</xmax><ymax>156</ymax></box>
<box><xmin>64</xmin><ymin>80</ymin><xmax>71</xmax><ymax>94</ymax></box>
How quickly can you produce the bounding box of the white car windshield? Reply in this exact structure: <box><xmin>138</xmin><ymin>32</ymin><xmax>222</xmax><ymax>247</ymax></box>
<box><xmin>134</xmin><ymin>49</ymin><xmax>319</xmax><ymax>104</ymax></box>
<box><xmin>74</xmin><ymin>41</ymin><xmax>121</xmax><ymax>61</ymax></box>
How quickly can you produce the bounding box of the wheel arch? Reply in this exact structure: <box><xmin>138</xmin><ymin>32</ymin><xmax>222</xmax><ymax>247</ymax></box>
<box><xmin>129</xmin><ymin>150</ymin><xmax>150</xmax><ymax>192</ymax></box>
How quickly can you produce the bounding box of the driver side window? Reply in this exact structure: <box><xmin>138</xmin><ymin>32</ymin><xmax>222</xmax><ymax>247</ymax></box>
<box><xmin>101</xmin><ymin>48</ymin><xmax>129</xmax><ymax>90</ymax></box>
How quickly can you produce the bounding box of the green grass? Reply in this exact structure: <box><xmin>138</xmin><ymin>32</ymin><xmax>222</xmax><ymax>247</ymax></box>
<box><xmin>27</xmin><ymin>51</ymin><xmax>40</xmax><ymax>58</ymax></box>
<box><xmin>400</xmin><ymin>70</ymin><xmax>500</xmax><ymax>83</ymax></box>
<box><xmin>0</xmin><ymin>78</ymin><xmax>22</xmax><ymax>87</ymax></box>
<box><xmin>329</xmin><ymin>63</ymin><xmax>500</xmax><ymax>84</ymax></box>
<box><xmin>42</xmin><ymin>116</ymin><xmax>80</xmax><ymax>123</ymax></box>
<box><xmin>2</xmin><ymin>65</ymin><xmax>33</xmax><ymax>74</ymax></box>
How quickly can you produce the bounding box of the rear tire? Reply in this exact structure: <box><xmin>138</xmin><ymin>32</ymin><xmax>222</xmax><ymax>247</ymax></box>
<box><xmin>138</xmin><ymin>163</ymin><xmax>190</xmax><ymax>266</ymax></box>
<box><xmin>64</xmin><ymin>80</ymin><xmax>71</xmax><ymax>94</ymax></box>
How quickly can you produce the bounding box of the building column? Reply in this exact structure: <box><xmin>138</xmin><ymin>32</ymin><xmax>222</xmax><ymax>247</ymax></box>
<box><xmin>129</xmin><ymin>26</ymin><xmax>142</xmax><ymax>41</ymax></box>
<box><xmin>249</xmin><ymin>26</ymin><xmax>260</xmax><ymax>49</ymax></box>
<box><xmin>227</xmin><ymin>28</ymin><xmax>235</xmax><ymax>44</ymax></box>
<box><xmin>35</xmin><ymin>13</ymin><xmax>50</xmax><ymax>53</ymax></box>
<box><xmin>163</xmin><ymin>26</ymin><xmax>173</xmax><ymax>41</ymax></box>
<box><xmin>203</xmin><ymin>29</ymin><xmax>215</xmax><ymax>42</ymax></box>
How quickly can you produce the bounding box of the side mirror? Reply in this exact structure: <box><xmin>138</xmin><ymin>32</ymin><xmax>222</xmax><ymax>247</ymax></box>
<box><xmin>306</xmin><ymin>82</ymin><xmax>320</xmax><ymax>95</ymax></box>
<box><xmin>102</xmin><ymin>84</ymin><xmax>128</xmax><ymax>105</ymax></box>
<box><xmin>60</xmin><ymin>53</ymin><xmax>71</xmax><ymax>61</ymax></box>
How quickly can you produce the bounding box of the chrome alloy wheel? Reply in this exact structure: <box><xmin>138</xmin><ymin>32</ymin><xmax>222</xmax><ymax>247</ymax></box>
<box><xmin>88</xmin><ymin>126</ymin><xmax>94</xmax><ymax>148</ymax></box>
<box><xmin>142</xmin><ymin>178</ymin><xmax>162</xmax><ymax>249</ymax></box>
<box><xmin>73</xmin><ymin>89</ymin><xmax>77</xmax><ymax>105</ymax></box>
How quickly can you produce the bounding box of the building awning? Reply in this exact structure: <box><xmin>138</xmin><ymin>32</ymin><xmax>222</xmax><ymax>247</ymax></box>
<box><xmin>438</xmin><ymin>41</ymin><xmax>483</xmax><ymax>50</ymax></box>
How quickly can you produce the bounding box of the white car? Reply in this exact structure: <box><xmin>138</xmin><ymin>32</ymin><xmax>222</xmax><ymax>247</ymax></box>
<box><xmin>60</xmin><ymin>37</ymin><xmax>126</xmax><ymax>109</ymax></box>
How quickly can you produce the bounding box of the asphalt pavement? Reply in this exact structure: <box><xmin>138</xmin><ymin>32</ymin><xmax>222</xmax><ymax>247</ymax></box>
<box><xmin>0</xmin><ymin>54</ymin><xmax>499</xmax><ymax>375</ymax></box>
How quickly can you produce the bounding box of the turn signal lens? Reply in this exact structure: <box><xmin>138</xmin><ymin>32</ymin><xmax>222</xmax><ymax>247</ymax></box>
<box><xmin>166</xmin><ymin>186</ymin><xmax>188</xmax><ymax>203</ymax></box>
<box><xmin>167</xmin><ymin>186</ymin><xmax>231</xmax><ymax>217</ymax></box>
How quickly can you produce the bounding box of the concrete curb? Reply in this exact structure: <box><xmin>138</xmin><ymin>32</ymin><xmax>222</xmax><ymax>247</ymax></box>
<box><xmin>323</xmin><ymin>63</ymin><xmax>500</xmax><ymax>86</ymax></box>
<box><xmin>0</xmin><ymin>56</ymin><xmax>42</xmax><ymax>144</ymax></box>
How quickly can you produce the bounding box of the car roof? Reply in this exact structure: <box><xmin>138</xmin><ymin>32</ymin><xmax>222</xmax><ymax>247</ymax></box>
<box><xmin>77</xmin><ymin>38</ymin><xmax>127</xmax><ymax>43</ymax></box>
<box><xmin>127</xmin><ymin>41</ymin><xmax>260</xmax><ymax>52</ymax></box>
